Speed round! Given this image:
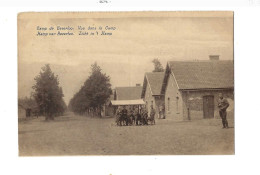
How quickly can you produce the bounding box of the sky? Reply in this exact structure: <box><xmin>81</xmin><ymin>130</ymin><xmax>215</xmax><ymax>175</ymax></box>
<box><xmin>18</xmin><ymin>12</ymin><xmax>233</xmax><ymax>104</ymax></box>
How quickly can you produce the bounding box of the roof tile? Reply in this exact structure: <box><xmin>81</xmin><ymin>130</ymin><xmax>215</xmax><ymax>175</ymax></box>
<box><xmin>168</xmin><ymin>60</ymin><xmax>234</xmax><ymax>89</ymax></box>
<box><xmin>115</xmin><ymin>86</ymin><xmax>143</xmax><ymax>100</ymax></box>
<box><xmin>145</xmin><ymin>72</ymin><xmax>164</xmax><ymax>95</ymax></box>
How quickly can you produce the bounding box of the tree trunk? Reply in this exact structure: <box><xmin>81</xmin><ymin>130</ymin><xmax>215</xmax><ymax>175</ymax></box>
<box><xmin>95</xmin><ymin>106</ymin><xmax>101</xmax><ymax>118</ymax></box>
<box><xmin>45</xmin><ymin>113</ymin><xmax>54</xmax><ymax>120</ymax></box>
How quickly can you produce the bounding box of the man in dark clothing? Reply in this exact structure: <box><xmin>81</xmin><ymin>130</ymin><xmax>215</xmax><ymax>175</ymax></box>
<box><xmin>128</xmin><ymin>108</ymin><xmax>134</xmax><ymax>125</ymax></box>
<box><xmin>134</xmin><ymin>107</ymin><xmax>140</xmax><ymax>125</ymax></box>
<box><xmin>115</xmin><ymin>106</ymin><xmax>122</xmax><ymax>126</ymax></box>
<box><xmin>141</xmin><ymin>107</ymin><xmax>148</xmax><ymax>125</ymax></box>
<box><xmin>121</xmin><ymin>106</ymin><xmax>128</xmax><ymax>126</ymax></box>
<box><xmin>217</xmin><ymin>93</ymin><xmax>230</xmax><ymax>129</ymax></box>
<box><xmin>149</xmin><ymin>106</ymin><xmax>156</xmax><ymax>125</ymax></box>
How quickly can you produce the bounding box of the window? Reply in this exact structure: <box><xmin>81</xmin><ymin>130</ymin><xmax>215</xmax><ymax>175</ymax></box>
<box><xmin>151</xmin><ymin>100</ymin><xmax>153</xmax><ymax>108</ymax></box>
<box><xmin>176</xmin><ymin>96</ymin><xmax>179</xmax><ymax>113</ymax></box>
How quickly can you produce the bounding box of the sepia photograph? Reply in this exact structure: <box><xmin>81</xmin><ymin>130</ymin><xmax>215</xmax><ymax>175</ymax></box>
<box><xmin>18</xmin><ymin>11</ymin><xmax>234</xmax><ymax>156</ymax></box>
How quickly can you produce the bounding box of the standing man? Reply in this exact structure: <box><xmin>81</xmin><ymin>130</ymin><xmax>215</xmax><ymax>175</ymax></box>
<box><xmin>115</xmin><ymin>106</ymin><xmax>122</xmax><ymax>126</ymax></box>
<box><xmin>142</xmin><ymin>106</ymin><xmax>148</xmax><ymax>125</ymax></box>
<box><xmin>149</xmin><ymin>105</ymin><xmax>156</xmax><ymax>125</ymax></box>
<box><xmin>121</xmin><ymin>106</ymin><xmax>128</xmax><ymax>126</ymax></box>
<box><xmin>129</xmin><ymin>107</ymin><xmax>134</xmax><ymax>125</ymax></box>
<box><xmin>134</xmin><ymin>106</ymin><xmax>140</xmax><ymax>125</ymax></box>
<box><xmin>217</xmin><ymin>93</ymin><xmax>230</xmax><ymax>129</ymax></box>
<box><xmin>159</xmin><ymin>105</ymin><xmax>164</xmax><ymax>119</ymax></box>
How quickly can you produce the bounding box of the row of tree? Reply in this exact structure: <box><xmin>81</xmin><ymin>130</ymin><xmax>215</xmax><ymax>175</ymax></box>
<box><xmin>18</xmin><ymin>96</ymin><xmax>37</xmax><ymax>109</ymax></box>
<box><xmin>68</xmin><ymin>62</ymin><xmax>112</xmax><ymax>116</ymax></box>
<box><xmin>68</xmin><ymin>59</ymin><xmax>163</xmax><ymax>116</ymax></box>
<box><xmin>28</xmin><ymin>58</ymin><xmax>163</xmax><ymax>120</ymax></box>
<box><xmin>32</xmin><ymin>64</ymin><xmax>67</xmax><ymax>120</ymax></box>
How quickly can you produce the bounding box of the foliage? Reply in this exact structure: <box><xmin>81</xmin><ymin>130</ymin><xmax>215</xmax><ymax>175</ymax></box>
<box><xmin>18</xmin><ymin>96</ymin><xmax>37</xmax><ymax>109</ymax></box>
<box><xmin>32</xmin><ymin>64</ymin><xmax>66</xmax><ymax>120</ymax></box>
<box><xmin>69</xmin><ymin>62</ymin><xmax>112</xmax><ymax>116</ymax></box>
<box><xmin>152</xmin><ymin>58</ymin><xmax>164</xmax><ymax>72</ymax></box>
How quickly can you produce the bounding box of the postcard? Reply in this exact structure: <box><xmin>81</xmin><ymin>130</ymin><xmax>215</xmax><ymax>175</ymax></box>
<box><xmin>18</xmin><ymin>11</ymin><xmax>234</xmax><ymax>156</ymax></box>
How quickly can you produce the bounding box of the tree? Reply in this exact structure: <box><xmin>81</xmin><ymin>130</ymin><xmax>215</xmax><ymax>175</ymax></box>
<box><xmin>18</xmin><ymin>96</ymin><xmax>37</xmax><ymax>109</ymax></box>
<box><xmin>32</xmin><ymin>64</ymin><xmax>66</xmax><ymax>120</ymax></box>
<box><xmin>68</xmin><ymin>86</ymin><xmax>90</xmax><ymax>115</ymax></box>
<box><xmin>69</xmin><ymin>62</ymin><xmax>112</xmax><ymax>117</ymax></box>
<box><xmin>152</xmin><ymin>58</ymin><xmax>164</xmax><ymax>72</ymax></box>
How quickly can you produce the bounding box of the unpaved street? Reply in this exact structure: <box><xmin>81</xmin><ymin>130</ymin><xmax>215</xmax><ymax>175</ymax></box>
<box><xmin>19</xmin><ymin>113</ymin><xmax>234</xmax><ymax>156</ymax></box>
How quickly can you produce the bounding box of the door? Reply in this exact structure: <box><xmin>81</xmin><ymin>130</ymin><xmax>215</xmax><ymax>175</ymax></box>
<box><xmin>203</xmin><ymin>95</ymin><xmax>214</xmax><ymax>118</ymax></box>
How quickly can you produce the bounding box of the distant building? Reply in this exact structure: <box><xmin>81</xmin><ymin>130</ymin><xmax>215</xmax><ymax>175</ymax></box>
<box><xmin>18</xmin><ymin>104</ymin><xmax>27</xmax><ymax>120</ymax></box>
<box><xmin>209</xmin><ymin>55</ymin><xmax>220</xmax><ymax>61</ymax></box>
<box><xmin>161</xmin><ymin>59</ymin><xmax>234</xmax><ymax>121</ymax></box>
<box><xmin>141</xmin><ymin>72</ymin><xmax>165</xmax><ymax>118</ymax></box>
<box><xmin>18</xmin><ymin>103</ymin><xmax>34</xmax><ymax>121</ymax></box>
<box><xmin>18</xmin><ymin>98</ymin><xmax>38</xmax><ymax>121</ymax></box>
<box><xmin>111</xmin><ymin>85</ymin><xmax>144</xmax><ymax>112</ymax></box>
<box><xmin>114</xmin><ymin>85</ymin><xmax>143</xmax><ymax>101</ymax></box>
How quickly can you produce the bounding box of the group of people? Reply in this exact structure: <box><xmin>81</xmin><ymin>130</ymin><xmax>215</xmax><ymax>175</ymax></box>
<box><xmin>114</xmin><ymin>93</ymin><xmax>230</xmax><ymax>129</ymax></box>
<box><xmin>115</xmin><ymin>105</ymin><xmax>156</xmax><ymax>126</ymax></box>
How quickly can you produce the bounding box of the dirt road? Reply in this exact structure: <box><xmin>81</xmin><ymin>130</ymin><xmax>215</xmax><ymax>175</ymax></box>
<box><xmin>18</xmin><ymin>113</ymin><xmax>234</xmax><ymax>156</ymax></box>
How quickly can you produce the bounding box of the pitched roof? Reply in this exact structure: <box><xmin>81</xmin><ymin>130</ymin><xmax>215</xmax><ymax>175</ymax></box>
<box><xmin>141</xmin><ymin>72</ymin><xmax>165</xmax><ymax>98</ymax></box>
<box><xmin>115</xmin><ymin>86</ymin><xmax>143</xmax><ymax>100</ymax></box>
<box><xmin>167</xmin><ymin>60</ymin><xmax>234</xmax><ymax>90</ymax></box>
<box><xmin>110</xmin><ymin>99</ymin><xmax>145</xmax><ymax>106</ymax></box>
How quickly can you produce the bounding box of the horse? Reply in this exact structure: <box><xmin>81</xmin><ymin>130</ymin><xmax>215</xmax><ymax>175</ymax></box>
<box><xmin>134</xmin><ymin>113</ymin><xmax>142</xmax><ymax>125</ymax></box>
<box><xmin>141</xmin><ymin>111</ymin><xmax>148</xmax><ymax>125</ymax></box>
<box><xmin>128</xmin><ymin>114</ymin><xmax>135</xmax><ymax>126</ymax></box>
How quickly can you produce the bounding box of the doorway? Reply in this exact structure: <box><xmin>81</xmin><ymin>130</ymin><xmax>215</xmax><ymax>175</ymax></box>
<box><xmin>203</xmin><ymin>95</ymin><xmax>214</xmax><ymax>118</ymax></box>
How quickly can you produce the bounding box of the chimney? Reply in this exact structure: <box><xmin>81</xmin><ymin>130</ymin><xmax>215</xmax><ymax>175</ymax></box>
<box><xmin>136</xmin><ymin>84</ymin><xmax>141</xmax><ymax>87</ymax></box>
<box><xmin>209</xmin><ymin>55</ymin><xmax>219</xmax><ymax>61</ymax></box>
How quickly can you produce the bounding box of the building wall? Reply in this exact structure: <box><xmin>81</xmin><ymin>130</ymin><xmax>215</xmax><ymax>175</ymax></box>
<box><xmin>164</xmin><ymin>74</ymin><xmax>183</xmax><ymax>121</ymax></box>
<box><xmin>164</xmin><ymin>73</ymin><xmax>234</xmax><ymax>121</ymax></box>
<box><xmin>143</xmin><ymin>83</ymin><xmax>165</xmax><ymax>118</ymax></box>
<box><xmin>144</xmin><ymin>82</ymin><xmax>155</xmax><ymax>117</ymax></box>
<box><xmin>181</xmin><ymin>89</ymin><xmax>234</xmax><ymax>120</ymax></box>
<box><xmin>154</xmin><ymin>96</ymin><xmax>165</xmax><ymax>118</ymax></box>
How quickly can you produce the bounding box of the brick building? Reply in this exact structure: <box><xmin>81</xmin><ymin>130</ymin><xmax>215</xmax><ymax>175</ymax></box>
<box><xmin>161</xmin><ymin>59</ymin><xmax>234</xmax><ymax>121</ymax></box>
<box><xmin>141</xmin><ymin>72</ymin><xmax>165</xmax><ymax>118</ymax></box>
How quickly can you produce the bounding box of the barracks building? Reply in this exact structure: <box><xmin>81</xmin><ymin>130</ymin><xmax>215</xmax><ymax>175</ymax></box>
<box><xmin>141</xmin><ymin>72</ymin><xmax>165</xmax><ymax>118</ymax></box>
<box><xmin>160</xmin><ymin>57</ymin><xmax>234</xmax><ymax>121</ymax></box>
